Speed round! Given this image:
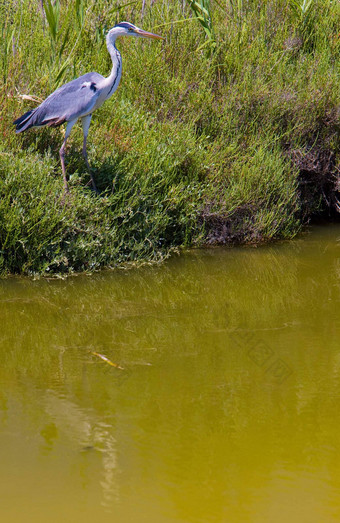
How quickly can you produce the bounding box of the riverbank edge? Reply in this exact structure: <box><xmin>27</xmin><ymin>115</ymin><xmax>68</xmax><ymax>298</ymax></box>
<box><xmin>0</xmin><ymin>155</ymin><xmax>338</xmax><ymax>279</ymax></box>
<box><xmin>202</xmin><ymin>147</ymin><xmax>340</xmax><ymax>246</ymax></box>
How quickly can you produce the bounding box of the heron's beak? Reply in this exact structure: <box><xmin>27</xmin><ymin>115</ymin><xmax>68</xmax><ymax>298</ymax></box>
<box><xmin>135</xmin><ymin>28</ymin><xmax>164</xmax><ymax>40</ymax></box>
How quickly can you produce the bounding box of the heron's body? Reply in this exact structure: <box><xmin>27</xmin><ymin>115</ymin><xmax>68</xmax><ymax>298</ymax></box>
<box><xmin>13</xmin><ymin>22</ymin><xmax>162</xmax><ymax>193</ymax></box>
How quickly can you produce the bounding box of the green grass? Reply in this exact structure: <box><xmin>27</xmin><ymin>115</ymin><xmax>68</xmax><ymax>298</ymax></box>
<box><xmin>0</xmin><ymin>0</ymin><xmax>339</xmax><ymax>275</ymax></box>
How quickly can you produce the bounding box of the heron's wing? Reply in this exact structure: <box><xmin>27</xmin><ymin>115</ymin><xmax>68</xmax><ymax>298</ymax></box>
<box><xmin>16</xmin><ymin>73</ymin><xmax>104</xmax><ymax>131</ymax></box>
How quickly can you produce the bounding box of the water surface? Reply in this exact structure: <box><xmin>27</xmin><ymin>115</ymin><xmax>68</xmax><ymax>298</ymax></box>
<box><xmin>1</xmin><ymin>224</ymin><xmax>340</xmax><ymax>522</ymax></box>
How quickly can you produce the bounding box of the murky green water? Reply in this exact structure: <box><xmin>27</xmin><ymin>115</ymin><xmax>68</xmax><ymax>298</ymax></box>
<box><xmin>1</xmin><ymin>224</ymin><xmax>340</xmax><ymax>522</ymax></box>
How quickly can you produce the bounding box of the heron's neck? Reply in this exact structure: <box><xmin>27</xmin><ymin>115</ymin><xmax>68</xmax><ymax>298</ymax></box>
<box><xmin>105</xmin><ymin>36</ymin><xmax>122</xmax><ymax>97</ymax></box>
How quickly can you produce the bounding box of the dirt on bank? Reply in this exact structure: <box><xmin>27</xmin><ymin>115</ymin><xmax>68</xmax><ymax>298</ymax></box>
<box><xmin>201</xmin><ymin>146</ymin><xmax>340</xmax><ymax>246</ymax></box>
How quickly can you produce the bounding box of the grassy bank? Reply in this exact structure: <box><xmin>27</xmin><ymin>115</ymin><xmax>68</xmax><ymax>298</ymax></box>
<box><xmin>0</xmin><ymin>0</ymin><xmax>339</xmax><ymax>275</ymax></box>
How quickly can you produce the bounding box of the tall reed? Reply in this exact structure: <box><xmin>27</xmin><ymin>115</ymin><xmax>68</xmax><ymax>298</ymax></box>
<box><xmin>186</xmin><ymin>0</ymin><xmax>216</xmax><ymax>52</ymax></box>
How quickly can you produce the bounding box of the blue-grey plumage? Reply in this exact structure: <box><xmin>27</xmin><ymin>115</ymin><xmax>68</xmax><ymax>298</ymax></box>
<box><xmin>14</xmin><ymin>72</ymin><xmax>103</xmax><ymax>133</ymax></box>
<box><xmin>13</xmin><ymin>22</ymin><xmax>163</xmax><ymax>193</ymax></box>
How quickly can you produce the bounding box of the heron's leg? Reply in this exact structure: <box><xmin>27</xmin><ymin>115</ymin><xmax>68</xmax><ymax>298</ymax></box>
<box><xmin>59</xmin><ymin>140</ymin><xmax>69</xmax><ymax>193</ymax></box>
<box><xmin>59</xmin><ymin>119</ymin><xmax>77</xmax><ymax>193</ymax></box>
<box><xmin>81</xmin><ymin>114</ymin><xmax>98</xmax><ymax>193</ymax></box>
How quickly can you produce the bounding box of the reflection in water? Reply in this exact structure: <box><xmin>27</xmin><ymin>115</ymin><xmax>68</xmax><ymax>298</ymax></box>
<box><xmin>0</xmin><ymin>224</ymin><xmax>340</xmax><ymax>522</ymax></box>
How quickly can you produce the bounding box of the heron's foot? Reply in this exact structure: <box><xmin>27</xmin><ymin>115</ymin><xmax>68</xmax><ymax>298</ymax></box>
<box><xmin>85</xmin><ymin>177</ymin><xmax>99</xmax><ymax>194</ymax></box>
<box><xmin>60</xmin><ymin>187</ymin><xmax>71</xmax><ymax>206</ymax></box>
<box><xmin>90</xmin><ymin>177</ymin><xmax>99</xmax><ymax>194</ymax></box>
<box><xmin>91</xmin><ymin>183</ymin><xmax>100</xmax><ymax>195</ymax></box>
<box><xmin>83</xmin><ymin>154</ymin><xmax>99</xmax><ymax>194</ymax></box>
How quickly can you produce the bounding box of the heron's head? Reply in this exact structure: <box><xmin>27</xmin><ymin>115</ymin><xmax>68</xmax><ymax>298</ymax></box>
<box><xmin>109</xmin><ymin>22</ymin><xmax>163</xmax><ymax>41</ymax></box>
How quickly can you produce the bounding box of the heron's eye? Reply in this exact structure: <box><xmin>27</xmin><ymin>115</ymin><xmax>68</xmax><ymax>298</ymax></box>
<box><xmin>128</xmin><ymin>28</ymin><xmax>133</xmax><ymax>32</ymax></box>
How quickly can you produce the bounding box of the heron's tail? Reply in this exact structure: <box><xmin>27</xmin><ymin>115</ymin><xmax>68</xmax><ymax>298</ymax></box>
<box><xmin>13</xmin><ymin>110</ymin><xmax>36</xmax><ymax>133</ymax></box>
<box><xmin>14</xmin><ymin>108</ymin><xmax>66</xmax><ymax>133</ymax></box>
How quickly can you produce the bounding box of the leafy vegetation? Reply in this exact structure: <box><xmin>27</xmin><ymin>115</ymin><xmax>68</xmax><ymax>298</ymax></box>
<box><xmin>0</xmin><ymin>0</ymin><xmax>339</xmax><ymax>275</ymax></box>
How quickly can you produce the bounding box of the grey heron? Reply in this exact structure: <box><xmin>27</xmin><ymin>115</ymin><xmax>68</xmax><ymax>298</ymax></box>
<box><xmin>13</xmin><ymin>22</ymin><xmax>163</xmax><ymax>194</ymax></box>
